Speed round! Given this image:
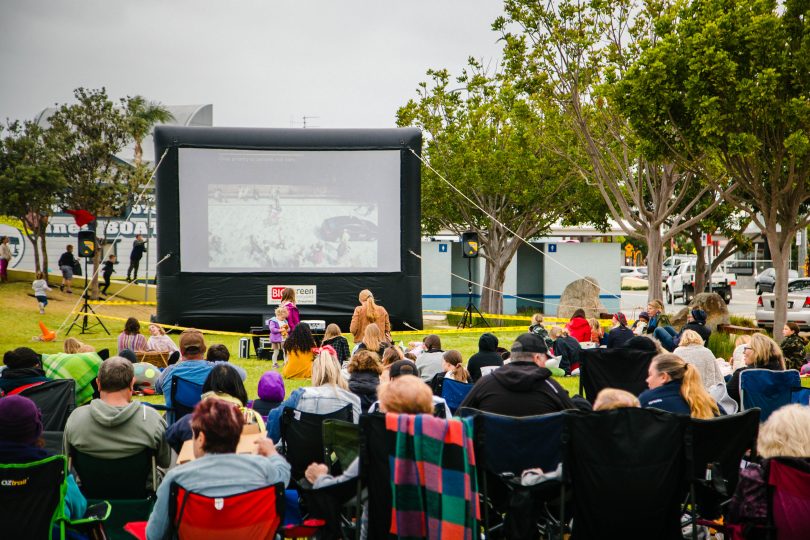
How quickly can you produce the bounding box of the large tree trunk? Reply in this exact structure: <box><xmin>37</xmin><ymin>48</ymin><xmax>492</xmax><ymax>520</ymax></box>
<box><xmin>478</xmin><ymin>225</ymin><xmax>523</xmax><ymax>315</ymax></box>
<box><xmin>39</xmin><ymin>218</ymin><xmax>50</xmax><ymax>281</ymax></box>
<box><xmin>688</xmin><ymin>227</ymin><xmax>708</xmax><ymax>294</ymax></box>
<box><xmin>766</xmin><ymin>228</ymin><xmax>794</xmax><ymax>343</ymax></box>
<box><xmin>646</xmin><ymin>228</ymin><xmax>664</xmax><ymax>302</ymax></box>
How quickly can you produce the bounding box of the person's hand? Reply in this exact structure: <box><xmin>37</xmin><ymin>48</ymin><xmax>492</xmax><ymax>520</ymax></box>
<box><xmin>255</xmin><ymin>437</ymin><xmax>277</xmax><ymax>457</ymax></box>
<box><xmin>305</xmin><ymin>463</ymin><xmax>329</xmax><ymax>484</ymax></box>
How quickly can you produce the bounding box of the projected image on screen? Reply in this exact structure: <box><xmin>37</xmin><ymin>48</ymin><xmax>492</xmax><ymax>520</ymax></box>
<box><xmin>178</xmin><ymin>148</ymin><xmax>400</xmax><ymax>273</ymax></box>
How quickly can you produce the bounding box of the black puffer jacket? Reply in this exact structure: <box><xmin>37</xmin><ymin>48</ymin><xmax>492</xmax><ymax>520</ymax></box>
<box><xmin>348</xmin><ymin>371</ymin><xmax>380</xmax><ymax>413</ymax></box>
<box><xmin>467</xmin><ymin>333</ymin><xmax>503</xmax><ymax>383</ymax></box>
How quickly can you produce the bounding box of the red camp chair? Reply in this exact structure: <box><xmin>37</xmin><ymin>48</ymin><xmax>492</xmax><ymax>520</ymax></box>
<box><xmin>768</xmin><ymin>458</ymin><xmax>810</xmax><ymax>540</ymax></box>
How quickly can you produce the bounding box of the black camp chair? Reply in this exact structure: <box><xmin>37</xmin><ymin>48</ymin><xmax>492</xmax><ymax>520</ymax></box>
<box><xmin>18</xmin><ymin>379</ymin><xmax>76</xmax><ymax>431</ymax></box>
<box><xmin>0</xmin><ymin>454</ymin><xmax>110</xmax><ymax>540</ymax></box>
<box><xmin>683</xmin><ymin>409</ymin><xmax>761</xmax><ymax>538</ymax></box>
<box><xmin>359</xmin><ymin>413</ymin><xmax>396</xmax><ymax>539</ymax></box>
<box><xmin>561</xmin><ymin>408</ymin><xmax>689</xmax><ymax>540</ymax></box>
<box><xmin>71</xmin><ymin>448</ymin><xmax>157</xmax><ymax>539</ymax></box>
<box><xmin>578</xmin><ymin>348</ymin><xmax>655</xmax><ymax>402</ymax></box>
<box><xmin>280</xmin><ymin>404</ymin><xmax>354</xmax><ymax>484</ymax></box>
<box><xmin>463</xmin><ymin>408</ymin><xmax>565</xmax><ymax>540</ymax></box>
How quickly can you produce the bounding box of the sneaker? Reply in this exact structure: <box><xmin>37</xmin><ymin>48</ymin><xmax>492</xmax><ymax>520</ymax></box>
<box><xmin>273</xmin><ymin>362</ymin><xmax>279</xmax><ymax>369</ymax></box>
<box><xmin>39</xmin><ymin>308</ymin><xmax>45</xmax><ymax>314</ymax></box>
<box><xmin>59</xmin><ymin>284</ymin><xmax>64</xmax><ymax>292</ymax></box>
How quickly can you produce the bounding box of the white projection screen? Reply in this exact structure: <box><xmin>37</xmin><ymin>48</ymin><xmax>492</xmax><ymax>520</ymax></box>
<box><xmin>178</xmin><ymin>148</ymin><xmax>401</xmax><ymax>273</ymax></box>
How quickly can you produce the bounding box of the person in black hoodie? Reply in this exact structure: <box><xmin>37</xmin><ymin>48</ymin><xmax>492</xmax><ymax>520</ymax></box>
<box><xmin>347</xmin><ymin>349</ymin><xmax>382</xmax><ymax>413</ymax></box>
<box><xmin>459</xmin><ymin>333</ymin><xmax>577</xmax><ymax>416</ymax></box>
<box><xmin>0</xmin><ymin>347</ymin><xmax>48</xmax><ymax>395</ymax></box>
<box><xmin>467</xmin><ymin>333</ymin><xmax>504</xmax><ymax>383</ymax></box>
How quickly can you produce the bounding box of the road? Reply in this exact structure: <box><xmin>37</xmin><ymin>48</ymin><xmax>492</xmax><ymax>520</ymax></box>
<box><xmin>621</xmin><ymin>287</ymin><xmax>758</xmax><ymax>319</ymax></box>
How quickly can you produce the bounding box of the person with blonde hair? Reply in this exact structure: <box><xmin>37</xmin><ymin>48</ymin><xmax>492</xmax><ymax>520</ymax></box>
<box><xmin>64</xmin><ymin>337</ymin><xmax>95</xmax><ymax>354</ymax></box>
<box><xmin>757</xmin><ymin>404</ymin><xmax>810</xmax><ymax>458</ymax></box>
<box><xmin>673</xmin><ymin>329</ymin><xmax>724</xmax><ymax>390</ymax></box>
<box><xmin>726</xmin><ymin>332</ymin><xmax>785</xmax><ymax>406</ymax></box>
<box><xmin>321</xmin><ymin>323</ymin><xmax>350</xmax><ymax>365</ymax></box>
<box><xmin>379</xmin><ymin>345</ymin><xmax>404</xmax><ymax>382</ymax></box>
<box><xmin>639</xmin><ymin>353</ymin><xmax>721</xmax><ymax>419</ymax></box>
<box><xmin>589</xmin><ymin>317</ymin><xmax>606</xmax><ymax>345</ymax></box>
<box><xmin>730</xmin><ymin>334</ymin><xmax>752</xmax><ymax>371</ymax></box>
<box><xmin>644</xmin><ymin>299</ymin><xmax>670</xmax><ymax>335</ymax></box>
<box><xmin>593</xmin><ymin>388</ymin><xmax>640</xmax><ymax>411</ymax></box>
<box><xmin>146</xmin><ymin>324</ymin><xmax>178</xmax><ymax>354</ymax></box>
<box><xmin>356</xmin><ymin>322</ymin><xmax>388</xmax><ymax>357</ymax></box>
<box><xmin>266</xmin><ymin>346</ymin><xmax>361</xmax><ymax>442</ymax></box>
<box><xmin>349</xmin><ymin>289</ymin><xmax>391</xmax><ymax>344</ymax></box>
<box><xmin>548</xmin><ymin>325</ymin><xmax>578</xmax><ymax>373</ymax></box>
<box><xmin>429</xmin><ymin>350</ymin><xmax>470</xmax><ymax>396</ymax></box>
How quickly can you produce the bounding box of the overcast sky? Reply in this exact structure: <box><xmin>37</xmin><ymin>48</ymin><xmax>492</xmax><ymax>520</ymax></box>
<box><xmin>0</xmin><ymin>0</ymin><xmax>504</xmax><ymax>129</ymax></box>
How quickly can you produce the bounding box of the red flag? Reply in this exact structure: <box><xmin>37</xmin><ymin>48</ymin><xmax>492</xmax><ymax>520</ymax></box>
<box><xmin>65</xmin><ymin>209</ymin><xmax>96</xmax><ymax>227</ymax></box>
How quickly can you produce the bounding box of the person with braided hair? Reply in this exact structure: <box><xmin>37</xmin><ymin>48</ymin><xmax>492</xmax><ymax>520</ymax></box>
<box><xmin>349</xmin><ymin>289</ymin><xmax>391</xmax><ymax>345</ymax></box>
<box><xmin>639</xmin><ymin>353</ymin><xmax>724</xmax><ymax>418</ymax></box>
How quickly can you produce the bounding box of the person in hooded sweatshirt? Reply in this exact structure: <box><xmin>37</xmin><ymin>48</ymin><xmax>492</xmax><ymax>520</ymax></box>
<box><xmin>467</xmin><ymin>333</ymin><xmax>504</xmax><ymax>383</ymax></box>
<box><xmin>64</xmin><ymin>357</ymin><xmax>170</xmax><ymax>485</ymax></box>
<box><xmin>565</xmin><ymin>309</ymin><xmax>592</xmax><ymax>343</ymax></box>
<box><xmin>459</xmin><ymin>333</ymin><xmax>577</xmax><ymax>417</ymax></box>
<box><xmin>0</xmin><ymin>347</ymin><xmax>49</xmax><ymax>395</ymax></box>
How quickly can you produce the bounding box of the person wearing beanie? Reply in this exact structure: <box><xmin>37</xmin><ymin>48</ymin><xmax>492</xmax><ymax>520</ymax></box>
<box><xmin>606</xmin><ymin>312</ymin><xmax>635</xmax><ymax>348</ymax></box>
<box><xmin>0</xmin><ymin>395</ymin><xmax>87</xmax><ymax>520</ymax></box>
<box><xmin>64</xmin><ymin>357</ymin><xmax>171</xmax><ymax>486</ymax></box>
<box><xmin>0</xmin><ymin>347</ymin><xmax>48</xmax><ymax>395</ymax></box>
<box><xmin>251</xmin><ymin>371</ymin><xmax>286</xmax><ymax>417</ymax></box>
<box><xmin>654</xmin><ymin>309</ymin><xmax>711</xmax><ymax>352</ymax></box>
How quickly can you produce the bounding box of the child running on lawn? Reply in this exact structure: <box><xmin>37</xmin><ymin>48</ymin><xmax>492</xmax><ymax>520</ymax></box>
<box><xmin>32</xmin><ymin>272</ymin><xmax>52</xmax><ymax>314</ymax></box>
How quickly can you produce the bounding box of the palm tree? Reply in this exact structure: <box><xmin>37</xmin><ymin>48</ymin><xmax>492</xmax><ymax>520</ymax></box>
<box><xmin>125</xmin><ymin>96</ymin><xmax>174</xmax><ymax>166</ymax></box>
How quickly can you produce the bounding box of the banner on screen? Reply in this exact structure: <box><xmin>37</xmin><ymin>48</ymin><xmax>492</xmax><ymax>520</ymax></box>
<box><xmin>267</xmin><ymin>285</ymin><xmax>317</xmax><ymax>305</ymax></box>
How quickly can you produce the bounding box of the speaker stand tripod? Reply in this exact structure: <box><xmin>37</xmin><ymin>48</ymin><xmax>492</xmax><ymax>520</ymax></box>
<box><xmin>66</xmin><ymin>258</ymin><xmax>110</xmax><ymax>336</ymax></box>
<box><xmin>457</xmin><ymin>257</ymin><xmax>490</xmax><ymax>329</ymax></box>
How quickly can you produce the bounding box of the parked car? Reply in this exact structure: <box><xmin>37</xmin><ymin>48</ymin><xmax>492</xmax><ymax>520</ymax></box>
<box><xmin>756</xmin><ymin>278</ymin><xmax>810</xmax><ymax>330</ymax></box>
<box><xmin>662</xmin><ymin>255</ymin><xmax>696</xmax><ymax>280</ymax></box>
<box><xmin>664</xmin><ymin>261</ymin><xmax>735</xmax><ymax>305</ymax></box>
<box><xmin>621</xmin><ymin>266</ymin><xmax>645</xmax><ymax>279</ymax></box>
<box><xmin>637</xmin><ymin>266</ymin><xmax>667</xmax><ymax>282</ymax></box>
<box><xmin>754</xmin><ymin>268</ymin><xmax>799</xmax><ymax>295</ymax></box>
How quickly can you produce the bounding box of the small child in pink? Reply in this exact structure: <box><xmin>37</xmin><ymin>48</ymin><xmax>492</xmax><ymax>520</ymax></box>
<box><xmin>267</xmin><ymin>306</ymin><xmax>289</xmax><ymax>368</ymax></box>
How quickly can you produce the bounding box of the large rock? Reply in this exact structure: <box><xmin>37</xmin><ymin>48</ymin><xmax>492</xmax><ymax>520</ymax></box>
<box><xmin>669</xmin><ymin>292</ymin><xmax>730</xmax><ymax>332</ymax></box>
<box><xmin>558</xmin><ymin>277</ymin><xmax>606</xmax><ymax>319</ymax></box>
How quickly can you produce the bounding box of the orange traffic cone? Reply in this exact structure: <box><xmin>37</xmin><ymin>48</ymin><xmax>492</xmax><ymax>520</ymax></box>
<box><xmin>38</xmin><ymin>321</ymin><xmax>56</xmax><ymax>342</ymax></box>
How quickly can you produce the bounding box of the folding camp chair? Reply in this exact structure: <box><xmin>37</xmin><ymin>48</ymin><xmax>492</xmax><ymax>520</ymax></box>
<box><xmin>467</xmin><ymin>409</ymin><xmax>565</xmax><ymax>540</ymax></box>
<box><xmin>739</xmin><ymin>369</ymin><xmax>801</xmax><ymax>421</ymax></box>
<box><xmin>280</xmin><ymin>404</ymin><xmax>354</xmax><ymax>484</ymax></box>
<box><xmin>791</xmin><ymin>387</ymin><xmax>810</xmax><ymax>406</ymax></box>
<box><xmin>767</xmin><ymin>457</ymin><xmax>810</xmax><ymax>539</ymax></box>
<box><xmin>359</xmin><ymin>413</ymin><xmax>395</xmax><ymax>539</ymax></box>
<box><xmin>71</xmin><ymin>448</ymin><xmax>157</xmax><ymax>539</ymax></box>
<box><xmin>578</xmin><ymin>348</ymin><xmax>655</xmax><ymax>402</ymax></box>
<box><xmin>561</xmin><ymin>408</ymin><xmax>688</xmax><ymax>540</ymax></box>
<box><xmin>322</xmin><ymin>418</ymin><xmax>361</xmax><ymax>476</ymax></box>
<box><xmin>17</xmin><ymin>379</ymin><xmax>76</xmax><ymax>431</ymax></box>
<box><xmin>441</xmin><ymin>377</ymin><xmax>474</xmax><ymax>415</ymax></box>
<box><xmin>683</xmin><ymin>409</ymin><xmax>761</xmax><ymax>539</ymax></box>
<box><xmin>0</xmin><ymin>454</ymin><xmax>110</xmax><ymax>540</ymax></box>
<box><xmin>169</xmin><ymin>376</ymin><xmax>204</xmax><ymax>425</ymax></box>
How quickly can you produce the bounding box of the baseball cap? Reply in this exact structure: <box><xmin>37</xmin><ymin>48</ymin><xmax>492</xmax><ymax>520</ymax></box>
<box><xmin>388</xmin><ymin>359</ymin><xmax>418</xmax><ymax>379</ymax></box>
<box><xmin>510</xmin><ymin>333</ymin><xmax>548</xmax><ymax>354</ymax></box>
<box><xmin>179</xmin><ymin>330</ymin><xmax>206</xmax><ymax>355</ymax></box>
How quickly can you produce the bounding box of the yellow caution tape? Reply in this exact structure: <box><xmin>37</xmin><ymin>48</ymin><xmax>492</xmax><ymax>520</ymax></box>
<box><xmin>390</xmin><ymin>325</ymin><xmax>527</xmax><ymax>337</ymax></box>
<box><xmin>88</xmin><ymin>300</ymin><xmax>157</xmax><ymax>306</ymax></box>
<box><xmin>69</xmin><ymin>312</ymin><xmax>266</xmax><ymax>338</ymax></box>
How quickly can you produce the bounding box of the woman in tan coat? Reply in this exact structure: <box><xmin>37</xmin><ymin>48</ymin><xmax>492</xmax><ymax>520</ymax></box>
<box><xmin>349</xmin><ymin>289</ymin><xmax>391</xmax><ymax>344</ymax></box>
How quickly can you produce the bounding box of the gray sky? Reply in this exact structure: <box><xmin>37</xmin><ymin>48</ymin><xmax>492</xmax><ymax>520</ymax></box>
<box><xmin>0</xmin><ymin>0</ymin><xmax>504</xmax><ymax>128</ymax></box>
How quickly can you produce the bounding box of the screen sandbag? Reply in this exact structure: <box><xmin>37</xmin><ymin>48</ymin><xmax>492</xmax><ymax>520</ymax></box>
<box><xmin>179</xmin><ymin>148</ymin><xmax>401</xmax><ymax>273</ymax></box>
<box><xmin>153</xmin><ymin>126</ymin><xmax>422</xmax><ymax>332</ymax></box>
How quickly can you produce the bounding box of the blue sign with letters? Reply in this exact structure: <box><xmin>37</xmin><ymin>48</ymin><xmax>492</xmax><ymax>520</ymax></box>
<box><xmin>548</xmin><ymin>244</ymin><xmax>557</xmax><ymax>253</ymax></box>
<box><xmin>439</xmin><ymin>244</ymin><xmax>448</xmax><ymax>253</ymax></box>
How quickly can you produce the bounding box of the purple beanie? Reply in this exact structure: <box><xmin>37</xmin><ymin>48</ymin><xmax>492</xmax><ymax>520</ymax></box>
<box><xmin>0</xmin><ymin>395</ymin><xmax>43</xmax><ymax>445</ymax></box>
<box><xmin>258</xmin><ymin>371</ymin><xmax>285</xmax><ymax>402</ymax></box>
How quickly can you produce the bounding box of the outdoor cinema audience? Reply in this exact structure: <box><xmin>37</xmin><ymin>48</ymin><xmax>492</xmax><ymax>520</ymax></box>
<box><xmin>355</xmin><ymin>322</ymin><xmax>389</xmax><ymax>358</ymax></box>
<box><xmin>282</xmin><ymin>322</ymin><xmax>317</xmax><ymax>379</ymax></box>
<box><xmin>639</xmin><ymin>353</ymin><xmax>722</xmax><ymax>419</ymax></box>
<box><xmin>654</xmin><ymin>308</ymin><xmax>711</xmax><ymax>352</ymax></box>
<box><xmin>593</xmin><ymin>388</ymin><xmax>640</xmax><ymax>411</ymax></box>
<box><xmin>565</xmin><ymin>309</ymin><xmax>591</xmax><ymax>343</ymax></box>
<box><xmin>117</xmin><ymin>317</ymin><xmax>148</xmax><ymax>354</ymax></box>
<box><xmin>606</xmin><ymin>312</ymin><xmax>634</xmax><ymax>348</ymax></box>
<box><xmin>459</xmin><ymin>333</ymin><xmax>580</xmax><ymax>417</ymax></box>
<box><xmin>146</xmin><ymin>399</ymin><xmax>291</xmax><ymax>540</ymax></box>
<box><xmin>64</xmin><ymin>357</ymin><xmax>171</xmax><ymax>481</ymax></box>
<box><xmin>346</xmin><ymin>349</ymin><xmax>382</xmax><ymax>413</ymax></box>
<box><xmin>726</xmin><ymin>333</ymin><xmax>786</xmax><ymax>406</ymax></box>
<box><xmin>466</xmin><ymin>332</ymin><xmax>503</xmax><ymax>383</ymax></box>
<box><xmin>673</xmin><ymin>329</ymin><xmax>725</xmax><ymax>390</ymax></box>
<box><xmin>146</xmin><ymin>324</ymin><xmax>178</xmax><ymax>354</ymax></box>
<box><xmin>251</xmin><ymin>370</ymin><xmax>286</xmax><ymax>417</ymax></box>
<box><xmin>0</xmin><ymin>347</ymin><xmax>48</xmax><ymax>395</ymax></box>
<box><xmin>780</xmin><ymin>322</ymin><xmax>807</xmax><ymax>371</ymax></box>
<box><xmin>415</xmin><ymin>334</ymin><xmax>445</xmax><ymax>382</ymax></box>
<box><xmin>429</xmin><ymin>349</ymin><xmax>470</xmax><ymax>396</ymax></box>
<box><xmin>349</xmin><ymin>289</ymin><xmax>391</xmax><ymax>344</ymax></box>
<box><xmin>321</xmin><ymin>323</ymin><xmax>351</xmax><ymax>366</ymax></box>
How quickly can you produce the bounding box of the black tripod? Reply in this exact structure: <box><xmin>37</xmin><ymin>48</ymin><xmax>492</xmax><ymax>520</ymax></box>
<box><xmin>457</xmin><ymin>257</ymin><xmax>490</xmax><ymax>329</ymax></box>
<box><xmin>66</xmin><ymin>257</ymin><xmax>110</xmax><ymax>336</ymax></box>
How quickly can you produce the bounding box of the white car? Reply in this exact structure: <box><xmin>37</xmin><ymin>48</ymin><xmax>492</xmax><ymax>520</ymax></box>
<box><xmin>756</xmin><ymin>278</ymin><xmax>810</xmax><ymax>329</ymax></box>
<box><xmin>665</xmin><ymin>261</ymin><xmax>735</xmax><ymax>304</ymax></box>
<box><xmin>621</xmin><ymin>266</ymin><xmax>645</xmax><ymax>279</ymax></box>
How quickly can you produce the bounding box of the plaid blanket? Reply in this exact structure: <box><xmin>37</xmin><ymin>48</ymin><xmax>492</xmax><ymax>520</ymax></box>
<box><xmin>42</xmin><ymin>352</ymin><xmax>103</xmax><ymax>405</ymax></box>
<box><xmin>386</xmin><ymin>413</ymin><xmax>480</xmax><ymax>540</ymax></box>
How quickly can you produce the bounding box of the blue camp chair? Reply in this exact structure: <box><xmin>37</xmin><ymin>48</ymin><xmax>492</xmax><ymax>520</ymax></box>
<box><xmin>791</xmin><ymin>387</ymin><xmax>810</xmax><ymax>406</ymax></box>
<box><xmin>739</xmin><ymin>369</ymin><xmax>802</xmax><ymax>421</ymax></box>
<box><xmin>441</xmin><ymin>378</ymin><xmax>473</xmax><ymax>414</ymax></box>
<box><xmin>169</xmin><ymin>376</ymin><xmax>204</xmax><ymax>425</ymax></box>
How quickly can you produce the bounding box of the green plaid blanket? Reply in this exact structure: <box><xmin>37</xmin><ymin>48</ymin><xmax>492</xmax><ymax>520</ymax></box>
<box><xmin>42</xmin><ymin>352</ymin><xmax>103</xmax><ymax>405</ymax></box>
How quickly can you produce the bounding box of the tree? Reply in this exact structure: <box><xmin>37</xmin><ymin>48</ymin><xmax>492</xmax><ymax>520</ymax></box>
<box><xmin>496</xmin><ymin>0</ymin><xmax>735</xmax><ymax>302</ymax></box>
<box><xmin>0</xmin><ymin>121</ymin><xmax>66</xmax><ymax>278</ymax></box>
<box><xmin>124</xmin><ymin>95</ymin><xmax>174</xmax><ymax>167</ymax></box>
<box><xmin>614</xmin><ymin>0</ymin><xmax>810</xmax><ymax>339</ymax></box>
<box><xmin>45</xmin><ymin>87</ymin><xmax>133</xmax><ymax>297</ymax></box>
<box><xmin>397</xmin><ymin>61</ymin><xmax>603</xmax><ymax>314</ymax></box>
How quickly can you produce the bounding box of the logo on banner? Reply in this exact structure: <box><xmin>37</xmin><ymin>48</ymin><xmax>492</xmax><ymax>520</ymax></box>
<box><xmin>268</xmin><ymin>285</ymin><xmax>317</xmax><ymax>305</ymax></box>
<box><xmin>0</xmin><ymin>225</ymin><xmax>25</xmax><ymax>268</ymax></box>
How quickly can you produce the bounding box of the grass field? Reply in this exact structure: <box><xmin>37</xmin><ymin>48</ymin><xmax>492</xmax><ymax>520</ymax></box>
<box><xmin>0</xmin><ymin>280</ymin><xmax>583</xmax><ymax>400</ymax></box>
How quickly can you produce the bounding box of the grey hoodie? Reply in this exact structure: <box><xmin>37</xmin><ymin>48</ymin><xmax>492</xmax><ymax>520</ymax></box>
<box><xmin>65</xmin><ymin>399</ymin><xmax>171</xmax><ymax>468</ymax></box>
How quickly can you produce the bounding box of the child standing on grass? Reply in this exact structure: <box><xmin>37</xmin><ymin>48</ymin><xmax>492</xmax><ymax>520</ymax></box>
<box><xmin>32</xmin><ymin>272</ymin><xmax>52</xmax><ymax>314</ymax></box>
<box><xmin>267</xmin><ymin>306</ymin><xmax>289</xmax><ymax>368</ymax></box>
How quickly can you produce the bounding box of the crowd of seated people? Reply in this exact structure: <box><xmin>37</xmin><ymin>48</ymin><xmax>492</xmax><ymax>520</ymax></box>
<box><xmin>1</xmin><ymin>297</ymin><xmax>808</xmax><ymax>539</ymax></box>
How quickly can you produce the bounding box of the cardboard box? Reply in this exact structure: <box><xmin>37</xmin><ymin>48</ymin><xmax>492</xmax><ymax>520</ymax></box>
<box><xmin>177</xmin><ymin>431</ymin><xmax>264</xmax><ymax>464</ymax></box>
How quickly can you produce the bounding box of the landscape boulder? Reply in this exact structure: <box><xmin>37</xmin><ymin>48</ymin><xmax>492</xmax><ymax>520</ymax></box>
<box><xmin>669</xmin><ymin>292</ymin><xmax>730</xmax><ymax>332</ymax></box>
<box><xmin>558</xmin><ymin>277</ymin><xmax>606</xmax><ymax>319</ymax></box>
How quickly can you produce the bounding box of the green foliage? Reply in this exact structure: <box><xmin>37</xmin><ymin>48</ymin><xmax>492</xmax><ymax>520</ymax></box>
<box><xmin>707</xmin><ymin>331</ymin><xmax>735</xmax><ymax>360</ymax></box>
<box><xmin>729</xmin><ymin>315</ymin><xmax>756</xmax><ymax>329</ymax></box>
<box><xmin>124</xmin><ymin>96</ymin><xmax>174</xmax><ymax>166</ymax></box>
